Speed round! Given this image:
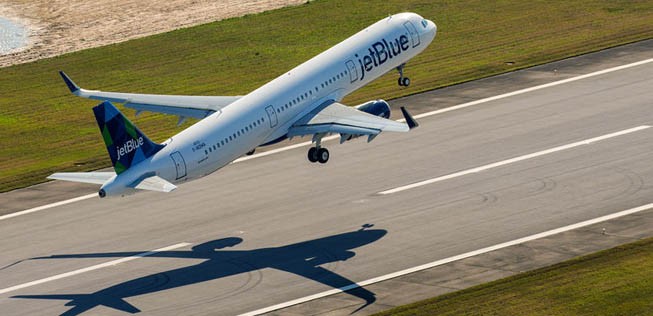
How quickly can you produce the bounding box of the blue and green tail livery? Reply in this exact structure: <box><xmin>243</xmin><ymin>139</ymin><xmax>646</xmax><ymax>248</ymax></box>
<box><xmin>93</xmin><ymin>101</ymin><xmax>164</xmax><ymax>174</ymax></box>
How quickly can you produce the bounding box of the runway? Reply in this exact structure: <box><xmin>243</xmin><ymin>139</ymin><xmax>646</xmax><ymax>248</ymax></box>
<box><xmin>1</xmin><ymin>40</ymin><xmax>653</xmax><ymax>315</ymax></box>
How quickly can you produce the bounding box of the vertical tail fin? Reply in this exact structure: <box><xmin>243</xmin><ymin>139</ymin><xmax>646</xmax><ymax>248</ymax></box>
<box><xmin>93</xmin><ymin>101</ymin><xmax>164</xmax><ymax>174</ymax></box>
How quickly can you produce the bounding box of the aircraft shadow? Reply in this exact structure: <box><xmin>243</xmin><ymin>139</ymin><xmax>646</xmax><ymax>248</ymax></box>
<box><xmin>12</xmin><ymin>226</ymin><xmax>386</xmax><ymax>315</ymax></box>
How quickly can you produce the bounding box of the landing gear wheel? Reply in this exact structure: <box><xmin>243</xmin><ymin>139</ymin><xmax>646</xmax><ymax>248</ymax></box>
<box><xmin>396</xmin><ymin>63</ymin><xmax>410</xmax><ymax>87</ymax></box>
<box><xmin>308</xmin><ymin>147</ymin><xmax>318</xmax><ymax>163</ymax></box>
<box><xmin>317</xmin><ymin>148</ymin><xmax>330</xmax><ymax>164</ymax></box>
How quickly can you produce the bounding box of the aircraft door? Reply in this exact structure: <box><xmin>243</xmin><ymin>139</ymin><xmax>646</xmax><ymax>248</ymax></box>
<box><xmin>265</xmin><ymin>105</ymin><xmax>278</xmax><ymax>128</ymax></box>
<box><xmin>170</xmin><ymin>151</ymin><xmax>187</xmax><ymax>180</ymax></box>
<box><xmin>346</xmin><ymin>60</ymin><xmax>358</xmax><ymax>83</ymax></box>
<box><xmin>403</xmin><ymin>21</ymin><xmax>420</xmax><ymax>48</ymax></box>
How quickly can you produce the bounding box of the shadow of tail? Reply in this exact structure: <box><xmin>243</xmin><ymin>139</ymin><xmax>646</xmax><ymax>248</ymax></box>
<box><xmin>12</xmin><ymin>294</ymin><xmax>140</xmax><ymax>315</ymax></box>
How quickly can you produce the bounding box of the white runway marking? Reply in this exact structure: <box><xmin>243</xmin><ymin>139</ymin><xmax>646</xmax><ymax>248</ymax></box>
<box><xmin>3</xmin><ymin>58</ymin><xmax>652</xmax><ymax>221</ymax></box>
<box><xmin>400</xmin><ymin>58</ymin><xmax>653</xmax><ymax>121</ymax></box>
<box><xmin>0</xmin><ymin>193</ymin><xmax>97</xmax><ymax>221</ymax></box>
<box><xmin>378</xmin><ymin>125</ymin><xmax>651</xmax><ymax>195</ymax></box>
<box><xmin>239</xmin><ymin>202</ymin><xmax>653</xmax><ymax>316</ymax></box>
<box><xmin>0</xmin><ymin>242</ymin><xmax>191</xmax><ymax>295</ymax></box>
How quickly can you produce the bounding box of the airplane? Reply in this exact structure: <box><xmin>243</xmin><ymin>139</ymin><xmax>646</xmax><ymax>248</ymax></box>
<box><xmin>50</xmin><ymin>12</ymin><xmax>437</xmax><ymax>198</ymax></box>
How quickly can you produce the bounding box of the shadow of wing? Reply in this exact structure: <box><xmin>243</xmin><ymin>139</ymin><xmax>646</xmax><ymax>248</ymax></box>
<box><xmin>277</xmin><ymin>264</ymin><xmax>375</xmax><ymax>312</ymax></box>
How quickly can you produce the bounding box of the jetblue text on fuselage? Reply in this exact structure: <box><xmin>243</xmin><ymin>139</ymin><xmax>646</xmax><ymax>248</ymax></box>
<box><xmin>116</xmin><ymin>137</ymin><xmax>144</xmax><ymax>161</ymax></box>
<box><xmin>355</xmin><ymin>34</ymin><xmax>410</xmax><ymax>81</ymax></box>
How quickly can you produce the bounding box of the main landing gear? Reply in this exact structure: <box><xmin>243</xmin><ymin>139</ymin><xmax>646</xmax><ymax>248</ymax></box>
<box><xmin>307</xmin><ymin>133</ymin><xmax>329</xmax><ymax>164</ymax></box>
<box><xmin>396</xmin><ymin>63</ymin><xmax>410</xmax><ymax>87</ymax></box>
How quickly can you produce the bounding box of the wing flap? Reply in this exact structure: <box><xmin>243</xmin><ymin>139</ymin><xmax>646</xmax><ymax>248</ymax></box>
<box><xmin>288</xmin><ymin>124</ymin><xmax>378</xmax><ymax>138</ymax></box>
<box><xmin>48</xmin><ymin>172</ymin><xmax>115</xmax><ymax>185</ymax></box>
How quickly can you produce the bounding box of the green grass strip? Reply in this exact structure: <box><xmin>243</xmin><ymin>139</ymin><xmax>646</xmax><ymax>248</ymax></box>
<box><xmin>374</xmin><ymin>237</ymin><xmax>653</xmax><ymax>316</ymax></box>
<box><xmin>1</xmin><ymin>0</ymin><xmax>652</xmax><ymax>192</ymax></box>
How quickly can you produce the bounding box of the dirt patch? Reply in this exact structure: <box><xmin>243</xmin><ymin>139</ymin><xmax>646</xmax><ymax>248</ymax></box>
<box><xmin>0</xmin><ymin>0</ymin><xmax>304</xmax><ymax>67</ymax></box>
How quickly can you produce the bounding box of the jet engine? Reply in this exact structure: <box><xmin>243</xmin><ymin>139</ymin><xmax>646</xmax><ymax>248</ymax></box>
<box><xmin>355</xmin><ymin>99</ymin><xmax>391</xmax><ymax>118</ymax></box>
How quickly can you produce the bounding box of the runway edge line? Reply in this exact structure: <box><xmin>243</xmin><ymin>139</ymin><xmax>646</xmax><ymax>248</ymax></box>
<box><xmin>399</xmin><ymin>58</ymin><xmax>653</xmax><ymax>121</ymax></box>
<box><xmin>0</xmin><ymin>242</ymin><xmax>191</xmax><ymax>295</ymax></box>
<box><xmin>0</xmin><ymin>193</ymin><xmax>97</xmax><ymax>221</ymax></box>
<box><xmin>239</xmin><ymin>202</ymin><xmax>653</xmax><ymax>316</ymax></box>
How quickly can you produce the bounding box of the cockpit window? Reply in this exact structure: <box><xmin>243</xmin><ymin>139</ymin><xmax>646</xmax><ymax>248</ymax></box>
<box><xmin>421</xmin><ymin>19</ymin><xmax>428</xmax><ymax>28</ymax></box>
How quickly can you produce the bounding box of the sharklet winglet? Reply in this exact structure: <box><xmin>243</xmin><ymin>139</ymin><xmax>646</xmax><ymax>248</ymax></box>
<box><xmin>400</xmin><ymin>106</ymin><xmax>419</xmax><ymax>129</ymax></box>
<box><xmin>59</xmin><ymin>71</ymin><xmax>80</xmax><ymax>93</ymax></box>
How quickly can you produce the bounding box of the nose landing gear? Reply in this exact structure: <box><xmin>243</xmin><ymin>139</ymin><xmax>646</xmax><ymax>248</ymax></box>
<box><xmin>397</xmin><ymin>63</ymin><xmax>411</xmax><ymax>87</ymax></box>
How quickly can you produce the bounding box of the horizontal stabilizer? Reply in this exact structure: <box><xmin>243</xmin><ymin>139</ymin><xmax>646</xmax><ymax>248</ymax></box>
<box><xmin>132</xmin><ymin>175</ymin><xmax>177</xmax><ymax>193</ymax></box>
<box><xmin>48</xmin><ymin>172</ymin><xmax>115</xmax><ymax>185</ymax></box>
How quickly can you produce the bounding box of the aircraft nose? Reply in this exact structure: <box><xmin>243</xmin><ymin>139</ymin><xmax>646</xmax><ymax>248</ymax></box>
<box><xmin>428</xmin><ymin>19</ymin><xmax>437</xmax><ymax>37</ymax></box>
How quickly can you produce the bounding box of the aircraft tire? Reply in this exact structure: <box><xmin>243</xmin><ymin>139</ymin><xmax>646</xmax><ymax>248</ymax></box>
<box><xmin>308</xmin><ymin>147</ymin><xmax>319</xmax><ymax>163</ymax></box>
<box><xmin>317</xmin><ymin>148</ymin><xmax>329</xmax><ymax>164</ymax></box>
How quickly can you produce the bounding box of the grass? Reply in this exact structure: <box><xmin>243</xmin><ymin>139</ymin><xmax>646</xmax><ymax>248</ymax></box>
<box><xmin>374</xmin><ymin>237</ymin><xmax>653</xmax><ymax>316</ymax></box>
<box><xmin>1</xmin><ymin>0</ymin><xmax>652</xmax><ymax>192</ymax></box>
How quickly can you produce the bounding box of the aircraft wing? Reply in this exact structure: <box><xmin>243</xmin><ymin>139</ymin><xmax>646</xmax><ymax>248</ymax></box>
<box><xmin>47</xmin><ymin>172</ymin><xmax>115</xmax><ymax>185</ymax></box>
<box><xmin>287</xmin><ymin>101</ymin><xmax>413</xmax><ymax>142</ymax></box>
<box><xmin>60</xmin><ymin>71</ymin><xmax>242</xmax><ymax>119</ymax></box>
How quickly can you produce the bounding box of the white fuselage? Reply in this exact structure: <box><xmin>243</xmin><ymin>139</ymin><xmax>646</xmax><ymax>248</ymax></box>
<box><xmin>102</xmin><ymin>13</ymin><xmax>436</xmax><ymax>195</ymax></box>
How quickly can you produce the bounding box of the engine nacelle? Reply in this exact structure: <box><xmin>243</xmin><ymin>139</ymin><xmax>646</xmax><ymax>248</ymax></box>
<box><xmin>355</xmin><ymin>99</ymin><xmax>391</xmax><ymax>119</ymax></box>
